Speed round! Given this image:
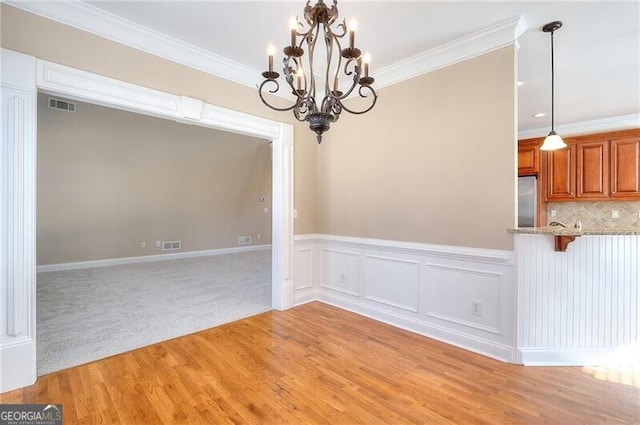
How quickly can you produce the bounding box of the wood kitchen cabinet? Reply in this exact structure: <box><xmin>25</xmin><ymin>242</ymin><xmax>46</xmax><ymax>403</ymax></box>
<box><xmin>518</xmin><ymin>139</ymin><xmax>540</xmax><ymax>176</ymax></box>
<box><xmin>518</xmin><ymin>130</ymin><xmax>639</xmax><ymax>225</ymax></box>
<box><xmin>576</xmin><ymin>140</ymin><xmax>609</xmax><ymax>198</ymax></box>
<box><xmin>546</xmin><ymin>144</ymin><xmax>576</xmax><ymax>200</ymax></box>
<box><xmin>610</xmin><ymin>137</ymin><xmax>640</xmax><ymax>198</ymax></box>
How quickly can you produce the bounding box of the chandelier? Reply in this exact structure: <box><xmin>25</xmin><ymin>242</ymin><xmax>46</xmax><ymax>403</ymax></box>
<box><xmin>258</xmin><ymin>0</ymin><xmax>377</xmax><ymax>144</ymax></box>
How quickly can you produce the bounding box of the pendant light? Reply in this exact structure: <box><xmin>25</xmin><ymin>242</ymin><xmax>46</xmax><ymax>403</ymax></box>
<box><xmin>539</xmin><ymin>21</ymin><xmax>567</xmax><ymax>151</ymax></box>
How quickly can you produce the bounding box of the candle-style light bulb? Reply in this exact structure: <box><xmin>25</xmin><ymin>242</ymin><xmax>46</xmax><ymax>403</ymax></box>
<box><xmin>348</xmin><ymin>19</ymin><xmax>357</xmax><ymax>49</ymax></box>
<box><xmin>267</xmin><ymin>44</ymin><xmax>276</xmax><ymax>73</ymax></box>
<box><xmin>363</xmin><ymin>52</ymin><xmax>371</xmax><ymax>78</ymax></box>
<box><xmin>296</xmin><ymin>67</ymin><xmax>303</xmax><ymax>90</ymax></box>
<box><xmin>289</xmin><ymin>16</ymin><xmax>297</xmax><ymax>47</ymax></box>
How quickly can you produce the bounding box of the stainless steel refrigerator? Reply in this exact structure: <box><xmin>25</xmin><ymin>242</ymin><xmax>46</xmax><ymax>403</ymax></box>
<box><xmin>518</xmin><ymin>176</ymin><xmax>537</xmax><ymax>227</ymax></box>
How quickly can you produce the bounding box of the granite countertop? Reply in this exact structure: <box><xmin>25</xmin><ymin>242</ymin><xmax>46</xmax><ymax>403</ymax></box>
<box><xmin>509</xmin><ymin>226</ymin><xmax>640</xmax><ymax>236</ymax></box>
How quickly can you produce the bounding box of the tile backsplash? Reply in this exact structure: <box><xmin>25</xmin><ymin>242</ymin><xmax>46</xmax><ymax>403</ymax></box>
<box><xmin>547</xmin><ymin>201</ymin><xmax>640</xmax><ymax>228</ymax></box>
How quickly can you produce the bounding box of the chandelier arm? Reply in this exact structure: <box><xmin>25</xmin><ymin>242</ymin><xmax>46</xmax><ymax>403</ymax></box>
<box><xmin>336</xmin><ymin>58</ymin><xmax>361</xmax><ymax>100</ymax></box>
<box><xmin>258</xmin><ymin>80</ymin><xmax>300</xmax><ymax>112</ymax></box>
<box><xmin>328</xmin><ymin>0</ymin><xmax>339</xmax><ymax>26</ymax></box>
<box><xmin>306</xmin><ymin>21</ymin><xmax>321</xmax><ymax>101</ymax></box>
<box><xmin>332</xmin><ymin>36</ymin><xmax>343</xmax><ymax>94</ymax></box>
<box><xmin>324</xmin><ymin>23</ymin><xmax>336</xmax><ymax>99</ymax></box>
<box><xmin>285</xmin><ymin>57</ymin><xmax>305</xmax><ymax>98</ymax></box>
<box><xmin>336</xmin><ymin>85</ymin><xmax>378</xmax><ymax>115</ymax></box>
<box><xmin>334</xmin><ymin>19</ymin><xmax>348</xmax><ymax>38</ymax></box>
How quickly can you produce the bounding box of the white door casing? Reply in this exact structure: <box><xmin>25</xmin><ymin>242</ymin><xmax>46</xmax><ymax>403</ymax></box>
<box><xmin>0</xmin><ymin>48</ymin><xmax>295</xmax><ymax>392</ymax></box>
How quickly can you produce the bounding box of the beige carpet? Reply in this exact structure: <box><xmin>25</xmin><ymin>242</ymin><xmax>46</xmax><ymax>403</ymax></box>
<box><xmin>36</xmin><ymin>249</ymin><xmax>272</xmax><ymax>375</ymax></box>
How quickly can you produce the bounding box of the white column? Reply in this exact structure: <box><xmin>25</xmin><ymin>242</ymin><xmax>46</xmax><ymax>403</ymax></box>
<box><xmin>1</xmin><ymin>49</ymin><xmax>38</xmax><ymax>392</ymax></box>
<box><xmin>271</xmin><ymin>123</ymin><xmax>295</xmax><ymax>310</ymax></box>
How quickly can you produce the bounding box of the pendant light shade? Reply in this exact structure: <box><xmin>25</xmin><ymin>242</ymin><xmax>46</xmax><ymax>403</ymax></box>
<box><xmin>540</xmin><ymin>131</ymin><xmax>566</xmax><ymax>151</ymax></box>
<box><xmin>539</xmin><ymin>21</ymin><xmax>567</xmax><ymax>151</ymax></box>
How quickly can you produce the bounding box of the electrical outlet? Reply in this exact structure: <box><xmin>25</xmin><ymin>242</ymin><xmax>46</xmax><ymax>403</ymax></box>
<box><xmin>257</xmin><ymin>234</ymin><xmax>262</xmax><ymax>240</ymax></box>
<box><xmin>155</xmin><ymin>240</ymin><xmax>161</xmax><ymax>248</ymax></box>
<box><xmin>612</xmin><ymin>210</ymin><xmax>620</xmax><ymax>219</ymax></box>
<box><xmin>140</xmin><ymin>242</ymin><xmax>146</xmax><ymax>248</ymax></box>
<box><xmin>550</xmin><ymin>210</ymin><xmax>557</xmax><ymax>217</ymax></box>
<box><xmin>471</xmin><ymin>300</ymin><xmax>483</xmax><ymax>317</ymax></box>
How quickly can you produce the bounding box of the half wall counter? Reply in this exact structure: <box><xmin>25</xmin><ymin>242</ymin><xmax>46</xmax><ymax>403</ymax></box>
<box><xmin>510</xmin><ymin>227</ymin><xmax>640</xmax><ymax>365</ymax></box>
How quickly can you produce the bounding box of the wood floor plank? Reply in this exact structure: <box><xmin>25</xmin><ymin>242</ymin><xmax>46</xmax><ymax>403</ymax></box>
<box><xmin>1</xmin><ymin>302</ymin><xmax>638</xmax><ymax>424</ymax></box>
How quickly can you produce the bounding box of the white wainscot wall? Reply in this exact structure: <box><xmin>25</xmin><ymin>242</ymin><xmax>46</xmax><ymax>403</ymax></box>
<box><xmin>516</xmin><ymin>234</ymin><xmax>640</xmax><ymax>366</ymax></box>
<box><xmin>293</xmin><ymin>235</ymin><xmax>517</xmax><ymax>362</ymax></box>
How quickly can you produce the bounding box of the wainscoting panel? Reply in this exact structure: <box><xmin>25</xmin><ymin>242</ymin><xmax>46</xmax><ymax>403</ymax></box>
<box><xmin>293</xmin><ymin>234</ymin><xmax>516</xmax><ymax>362</ymax></box>
<box><xmin>516</xmin><ymin>233</ymin><xmax>640</xmax><ymax>365</ymax></box>
<box><xmin>292</xmin><ymin>237</ymin><xmax>317</xmax><ymax>306</ymax></box>
<box><xmin>319</xmin><ymin>248</ymin><xmax>361</xmax><ymax>297</ymax></box>
<box><xmin>425</xmin><ymin>264</ymin><xmax>503</xmax><ymax>334</ymax></box>
<box><xmin>293</xmin><ymin>248</ymin><xmax>313</xmax><ymax>291</ymax></box>
<box><xmin>363</xmin><ymin>255</ymin><xmax>420</xmax><ymax>313</ymax></box>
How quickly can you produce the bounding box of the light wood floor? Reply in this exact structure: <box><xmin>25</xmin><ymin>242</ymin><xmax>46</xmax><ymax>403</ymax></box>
<box><xmin>2</xmin><ymin>302</ymin><xmax>638</xmax><ymax>424</ymax></box>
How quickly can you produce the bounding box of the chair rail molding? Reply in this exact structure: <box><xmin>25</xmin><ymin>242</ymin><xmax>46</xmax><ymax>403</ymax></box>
<box><xmin>1</xmin><ymin>48</ymin><xmax>294</xmax><ymax>393</ymax></box>
<box><xmin>293</xmin><ymin>234</ymin><xmax>517</xmax><ymax>363</ymax></box>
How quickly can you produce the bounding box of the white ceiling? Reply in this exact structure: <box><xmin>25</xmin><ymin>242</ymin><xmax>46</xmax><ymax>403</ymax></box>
<box><xmin>70</xmin><ymin>1</ymin><xmax>640</xmax><ymax>132</ymax></box>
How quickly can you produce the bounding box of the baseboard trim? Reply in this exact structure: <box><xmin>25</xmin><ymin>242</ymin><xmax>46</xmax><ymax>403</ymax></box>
<box><xmin>318</xmin><ymin>292</ymin><xmax>514</xmax><ymax>363</ymax></box>
<box><xmin>293</xmin><ymin>289</ymin><xmax>319</xmax><ymax>307</ymax></box>
<box><xmin>37</xmin><ymin>244</ymin><xmax>272</xmax><ymax>273</ymax></box>
<box><xmin>520</xmin><ymin>346</ymin><xmax>640</xmax><ymax>366</ymax></box>
<box><xmin>0</xmin><ymin>338</ymin><xmax>36</xmax><ymax>393</ymax></box>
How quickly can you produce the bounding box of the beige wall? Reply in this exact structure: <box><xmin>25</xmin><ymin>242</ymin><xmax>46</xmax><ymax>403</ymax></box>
<box><xmin>3</xmin><ymin>5</ymin><xmax>518</xmax><ymax>251</ymax></box>
<box><xmin>37</xmin><ymin>95</ymin><xmax>272</xmax><ymax>264</ymax></box>
<box><xmin>317</xmin><ymin>47</ymin><xmax>517</xmax><ymax>250</ymax></box>
<box><xmin>0</xmin><ymin>4</ymin><xmax>317</xmax><ymax>235</ymax></box>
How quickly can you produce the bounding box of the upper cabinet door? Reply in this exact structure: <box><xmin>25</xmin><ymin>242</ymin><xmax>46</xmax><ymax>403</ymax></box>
<box><xmin>518</xmin><ymin>139</ymin><xmax>540</xmax><ymax>176</ymax></box>
<box><xmin>610</xmin><ymin>137</ymin><xmax>640</xmax><ymax>198</ymax></box>
<box><xmin>546</xmin><ymin>145</ymin><xmax>576</xmax><ymax>200</ymax></box>
<box><xmin>576</xmin><ymin>140</ymin><xmax>609</xmax><ymax>199</ymax></box>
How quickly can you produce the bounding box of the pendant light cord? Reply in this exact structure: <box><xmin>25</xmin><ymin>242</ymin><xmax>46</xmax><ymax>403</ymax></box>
<box><xmin>550</xmin><ymin>29</ymin><xmax>555</xmax><ymax>132</ymax></box>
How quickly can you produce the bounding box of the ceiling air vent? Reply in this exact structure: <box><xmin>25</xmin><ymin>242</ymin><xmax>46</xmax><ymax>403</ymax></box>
<box><xmin>162</xmin><ymin>240</ymin><xmax>181</xmax><ymax>251</ymax></box>
<box><xmin>48</xmin><ymin>97</ymin><xmax>76</xmax><ymax>113</ymax></box>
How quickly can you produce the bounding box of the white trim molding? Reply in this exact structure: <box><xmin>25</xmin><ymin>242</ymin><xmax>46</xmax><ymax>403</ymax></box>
<box><xmin>37</xmin><ymin>245</ymin><xmax>272</xmax><ymax>273</ymax></box>
<box><xmin>373</xmin><ymin>15</ymin><xmax>527</xmax><ymax>90</ymax></box>
<box><xmin>1</xmin><ymin>48</ymin><xmax>294</xmax><ymax>392</ymax></box>
<box><xmin>1</xmin><ymin>49</ymin><xmax>38</xmax><ymax>393</ymax></box>
<box><xmin>10</xmin><ymin>1</ymin><xmax>526</xmax><ymax>96</ymax></box>
<box><xmin>518</xmin><ymin>113</ymin><xmax>640</xmax><ymax>140</ymax></box>
<box><xmin>7</xmin><ymin>0</ymin><xmax>260</xmax><ymax>91</ymax></box>
<box><xmin>293</xmin><ymin>234</ymin><xmax>517</xmax><ymax>363</ymax></box>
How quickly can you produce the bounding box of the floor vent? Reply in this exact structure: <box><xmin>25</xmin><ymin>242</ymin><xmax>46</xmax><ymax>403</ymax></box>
<box><xmin>238</xmin><ymin>236</ymin><xmax>252</xmax><ymax>245</ymax></box>
<box><xmin>48</xmin><ymin>97</ymin><xmax>76</xmax><ymax>113</ymax></box>
<box><xmin>162</xmin><ymin>240</ymin><xmax>181</xmax><ymax>251</ymax></box>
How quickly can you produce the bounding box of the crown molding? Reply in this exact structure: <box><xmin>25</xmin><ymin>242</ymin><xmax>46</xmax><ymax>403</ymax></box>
<box><xmin>518</xmin><ymin>113</ymin><xmax>640</xmax><ymax>139</ymax></box>
<box><xmin>5</xmin><ymin>0</ymin><xmax>261</xmax><ymax>91</ymax></box>
<box><xmin>373</xmin><ymin>15</ymin><xmax>527</xmax><ymax>90</ymax></box>
<box><xmin>7</xmin><ymin>2</ymin><xmax>528</xmax><ymax>97</ymax></box>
